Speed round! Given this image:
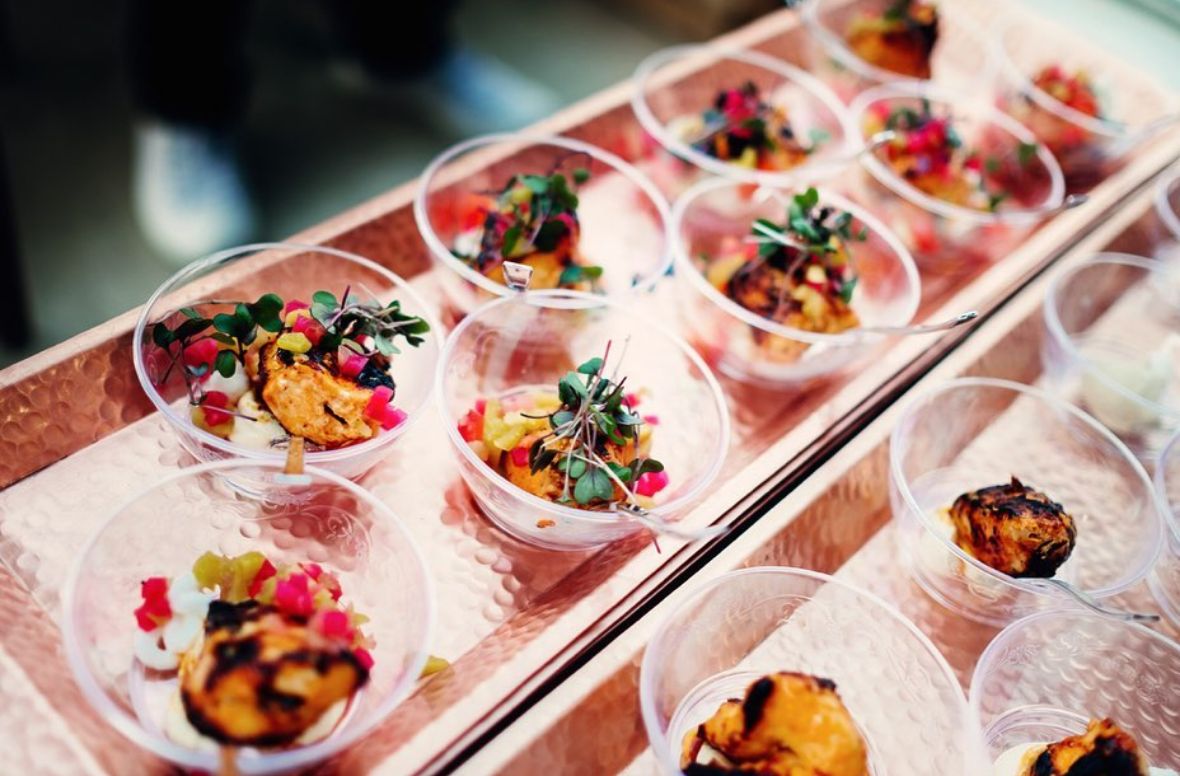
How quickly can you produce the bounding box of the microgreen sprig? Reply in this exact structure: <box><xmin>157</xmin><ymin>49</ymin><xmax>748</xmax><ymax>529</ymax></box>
<box><xmin>150</xmin><ymin>287</ymin><xmax>429</xmax><ymax>405</ymax></box>
<box><xmin>524</xmin><ymin>341</ymin><xmax>662</xmax><ymax>508</ymax></box>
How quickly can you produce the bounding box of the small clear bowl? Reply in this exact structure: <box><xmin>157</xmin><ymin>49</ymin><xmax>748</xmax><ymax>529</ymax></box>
<box><xmin>630</xmin><ymin>45</ymin><xmax>856</xmax><ymax>197</ymax></box>
<box><xmin>670</xmin><ymin>177</ymin><xmax>920</xmax><ymax>384</ymax></box>
<box><xmin>62</xmin><ymin>459</ymin><xmax>434</xmax><ymax>774</ymax></box>
<box><xmin>970</xmin><ymin>611</ymin><xmax>1180</xmax><ymax>773</ymax></box>
<box><xmin>1156</xmin><ymin>164</ymin><xmax>1180</xmax><ymax>257</ymax></box>
<box><xmin>991</xmin><ymin>15</ymin><xmax>1180</xmax><ymax>190</ymax></box>
<box><xmin>1042</xmin><ymin>252</ymin><xmax>1180</xmax><ymax>461</ymax></box>
<box><xmin>132</xmin><ymin>242</ymin><xmax>441</xmax><ymax>481</ymax></box>
<box><xmin>1151</xmin><ymin>429</ymin><xmax>1180</xmax><ymax>626</ymax></box>
<box><xmin>849</xmin><ymin>82</ymin><xmax>1065</xmax><ymax>271</ymax></box>
<box><xmin>639</xmin><ymin>567</ymin><xmax>988</xmax><ymax>776</ymax></box>
<box><xmin>890</xmin><ymin>377</ymin><xmax>1163</xmax><ymax>627</ymax></box>
<box><xmin>414</xmin><ymin>132</ymin><xmax>671</xmax><ymax>318</ymax></box>
<box><xmin>801</xmin><ymin>0</ymin><xmax>991</xmax><ymax>102</ymax></box>
<box><xmin>435</xmin><ymin>289</ymin><xmax>730</xmax><ymax>551</ymax></box>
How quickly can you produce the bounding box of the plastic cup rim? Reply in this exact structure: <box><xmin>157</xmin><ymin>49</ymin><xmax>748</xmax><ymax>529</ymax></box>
<box><xmin>60</xmin><ymin>457</ymin><xmax>436</xmax><ymax>773</ymax></box>
<box><xmin>434</xmin><ymin>288</ymin><xmax>732</xmax><ymax>526</ymax></box>
<box><xmin>889</xmin><ymin>376</ymin><xmax>1165</xmax><ymax>599</ymax></box>
<box><xmin>130</xmin><ymin>241</ymin><xmax>443</xmax><ymax>465</ymax></box>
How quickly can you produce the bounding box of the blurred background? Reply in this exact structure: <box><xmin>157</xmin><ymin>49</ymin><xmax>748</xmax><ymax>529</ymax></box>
<box><xmin>0</xmin><ymin>0</ymin><xmax>1178</xmax><ymax>368</ymax></box>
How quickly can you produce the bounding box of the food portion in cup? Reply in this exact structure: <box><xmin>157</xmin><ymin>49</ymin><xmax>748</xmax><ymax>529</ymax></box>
<box><xmin>456</xmin><ymin>345</ymin><xmax>669</xmax><ymax>512</ymax></box>
<box><xmin>448</xmin><ymin>165</ymin><xmax>602</xmax><ymax>292</ymax></box>
<box><xmin>679</xmin><ymin>672</ymin><xmax>868</xmax><ymax>776</ymax></box>
<box><xmin>863</xmin><ymin>97</ymin><xmax>1039</xmax><ymax>214</ymax></box>
<box><xmin>667</xmin><ymin>81</ymin><xmax>831</xmax><ymax>174</ymax></box>
<box><xmin>146</xmin><ymin>289</ymin><xmax>430</xmax><ymax>452</ymax></box>
<box><xmin>992</xmin><ymin>718</ymin><xmax>1176</xmax><ymax>776</ymax></box>
<box><xmin>131</xmin><ymin>550</ymin><xmax>373</xmax><ymax>751</ymax></box>
<box><xmin>845</xmin><ymin>0</ymin><xmax>939</xmax><ymax>79</ymax></box>
<box><xmin>999</xmin><ymin>64</ymin><xmax>1108</xmax><ymax>185</ymax></box>
<box><xmin>940</xmin><ymin>477</ymin><xmax>1077</xmax><ymax>579</ymax></box>
<box><xmin>697</xmin><ymin>187</ymin><xmax>863</xmax><ymax>363</ymax></box>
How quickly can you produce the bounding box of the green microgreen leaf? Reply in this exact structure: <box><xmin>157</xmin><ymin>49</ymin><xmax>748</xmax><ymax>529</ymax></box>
<box><xmin>214</xmin><ymin>349</ymin><xmax>237</xmax><ymax>378</ymax></box>
<box><xmin>1017</xmin><ymin>141</ymin><xmax>1038</xmax><ymax>166</ymax></box>
<box><xmin>152</xmin><ymin>322</ymin><xmax>174</xmax><ymax>347</ymax></box>
<box><xmin>572</xmin><ymin>167</ymin><xmax>591</xmax><ymax>184</ymax></box>
<box><xmin>577</xmin><ymin>356</ymin><xmax>604</xmax><ymax>375</ymax></box>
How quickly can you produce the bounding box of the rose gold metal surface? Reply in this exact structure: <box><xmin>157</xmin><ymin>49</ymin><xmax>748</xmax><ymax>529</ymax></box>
<box><xmin>0</xmin><ymin>2</ymin><xmax>1178</xmax><ymax>775</ymax></box>
<box><xmin>462</xmin><ymin>179</ymin><xmax>1180</xmax><ymax>776</ymax></box>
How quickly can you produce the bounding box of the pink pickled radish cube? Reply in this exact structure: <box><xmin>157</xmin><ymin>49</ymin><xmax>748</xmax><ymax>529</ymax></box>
<box><xmin>635</xmin><ymin>470</ymin><xmax>669</xmax><ymax>497</ymax></box>
<box><xmin>364</xmin><ymin>386</ymin><xmax>394</xmax><ymax>420</ymax></box>
<box><xmin>509</xmin><ymin>446</ymin><xmax>530</xmax><ymax>467</ymax></box>
<box><xmin>381</xmin><ymin>405</ymin><xmax>408</xmax><ymax>430</ymax></box>
<box><xmin>341</xmin><ymin>353</ymin><xmax>368</xmax><ymax>379</ymax></box>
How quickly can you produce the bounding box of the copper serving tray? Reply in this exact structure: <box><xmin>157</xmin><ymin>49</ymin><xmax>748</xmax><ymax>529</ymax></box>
<box><xmin>460</xmin><ymin>174</ymin><xmax>1180</xmax><ymax>776</ymax></box>
<box><xmin>1</xmin><ymin>2</ymin><xmax>1178</xmax><ymax>774</ymax></box>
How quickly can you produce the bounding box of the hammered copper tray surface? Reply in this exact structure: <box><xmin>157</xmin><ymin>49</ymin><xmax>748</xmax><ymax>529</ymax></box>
<box><xmin>460</xmin><ymin>177</ymin><xmax>1180</xmax><ymax>776</ymax></box>
<box><xmin>2</xmin><ymin>4</ymin><xmax>1179</xmax><ymax>776</ymax></box>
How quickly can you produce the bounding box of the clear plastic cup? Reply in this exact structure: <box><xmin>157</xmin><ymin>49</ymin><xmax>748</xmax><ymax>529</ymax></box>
<box><xmin>62</xmin><ymin>459</ymin><xmax>434</xmax><ymax>774</ymax></box>
<box><xmin>670</xmin><ymin>177</ymin><xmax>920</xmax><ymax>384</ymax></box>
<box><xmin>132</xmin><ymin>242</ymin><xmax>441</xmax><ymax>481</ymax></box>
<box><xmin>1156</xmin><ymin>164</ymin><xmax>1180</xmax><ymax>256</ymax></box>
<box><xmin>413</xmin><ymin>133</ymin><xmax>671</xmax><ymax>318</ymax></box>
<box><xmin>849</xmin><ymin>82</ymin><xmax>1065</xmax><ymax>271</ymax></box>
<box><xmin>1042</xmin><ymin>253</ymin><xmax>1180</xmax><ymax>462</ymax></box>
<box><xmin>640</xmin><ymin>567</ymin><xmax>989</xmax><ymax>776</ymax></box>
<box><xmin>435</xmin><ymin>290</ymin><xmax>730</xmax><ymax>551</ymax></box>
<box><xmin>801</xmin><ymin>0</ymin><xmax>992</xmax><ymax>102</ymax></box>
<box><xmin>991</xmin><ymin>15</ymin><xmax>1180</xmax><ymax>190</ymax></box>
<box><xmin>1151</xmin><ymin>429</ymin><xmax>1180</xmax><ymax>627</ymax></box>
<box><xmin>630</xmin><ymin>44</ymin><xmax>856</xmax><ymax>198</ymax></box>
<box><xmin>890</xmin><ymin>377</ymin><xmax>1163</xmax><ymax>627</ymax></box>
<box><xmin>970</xmin><ymin>611</ymin><xmax>1180</xmax><ymax>773</ymax></box>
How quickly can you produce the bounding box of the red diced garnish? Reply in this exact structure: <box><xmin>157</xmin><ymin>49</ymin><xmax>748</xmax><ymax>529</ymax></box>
<box><xmin>623</xmin><ymin>393</ymin><xmax>640</xmax><ymax>408</ymax></box>
<box><xmin>341</xmin><ymin>353</ymin><xmax>368</xmax><ymax>380</ymax></box>
<box><xmin>365</xmin><ymin>386</ymin><xmax>394</xmax><ymax>421</ymax></box>
<box><xmin>141</xmin><ymin>577</ymin><xmax>169</xmax><ymax>600</ymax></box>
<box><xmin>248</xmin><ymin>559</ymin><xmax>277</xmax><ymax>597</ymax></box>
<box><xmin>134</xmin><ymin>604</ymin><xmax>158</xmax><ymax>632</ymax></box>
<box><xmin>314</xmin><ymin>609</ymin><xmax>353</xmax><ymax>641</ymax></box>
<box><xmin>275</xmin><ymin>574</ymin><xmax>313</xmax><ymax>617</ymax></box>
<box><xmin>292</xmin><ymin>315</ymin><xmax>324</xmax><ymax>346</ymax></box>
<box><xmin>353</xmin><ymin>647</ymin><xmax>374</xmax><ymax>671</ymax></box>
<box><xmin>183</xmin><ymin>339</ymin><xmax>219</xmax><ymax>372</ymax></box>
<box><xmin>458</xmin><ymin>409</ymin><xmax>484</xmax><ymax>442</ymax></box>
<box><xmin>283</xmin><ymin>299</ymin><xmax>309</xmax><ymax>316</ymax></box>
<box><xmin>643</xmin><ymin>414</ymin><xmax>660</xmax><ymax>426</ymax></box>
<box><xmin>201</xmin><ymin>391</ymin><xmax>232</xmax><ymax>426</ymax></box>
<box><xmin>474</xmin><ymin>398</ymin><xmax>487</xmax><ymax>414</ymax></box>
<box><xmin>302</xmin><ymin>562</ymin><xmax>322</xmax><ymax>580</ymax></box>
<box><xmin>635</xmin><ymin>470</ymin><xmax>670</xmax><ymax>497</ymax></box>
<box><xmin>509</xmin><ymin>446</ymin><xmax>530</xmax><ymax>467</ymax></box>
<box><xmin>381</xmin><ymin>405</ymin><xmax>408</xmax><ymax>430</ymax></box>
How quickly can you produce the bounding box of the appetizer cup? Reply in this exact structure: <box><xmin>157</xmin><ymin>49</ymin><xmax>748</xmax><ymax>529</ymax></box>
<box><xmin>132</xmin><ymin>243</ymin><xmax>441</xmax><ymax>481</ymax></box>
<box><xmin>414</xmin><ymin>133</ymin><xmax>671</xmax><ymax>317</ymax></box>
<box><xmin>1151</xmin><ymin>429</ymin><xmax>1180</xmax><ymax>627</ymax></box>
<box><xmin>850</xmin><ymin>82</ymin><xmax>1065</xmax><ymax>270</ymax></box>
<box><xmin>436</xmin><ymin>290</ymin><xmax>730</xmax><ymax>550</ymax></box>
<box><xmin>1157</xmin><ymin>164</ymin><xmax>1180</xmax><ymax>255</ymax></box>
<box><xmin>640</xmin><ymin>567</ymin><xmax>988</xmax><ymax>776</ymax></box>
<box><xmin>991</xmin><ymin>15</ymin><xmax>1180</xmax><ymax>190</ymax></box>
<box><xmin>800</xmin><ymin>0</ymin><xmax>991</xmax><ymax>102</ymax></box>
<box><xmin>630</xmin><ymin>45</ymin><xmax>856</xmax><ymax>195</ymax></box>
<box><xmin>63</xmin><ymin>459</ymin><xmax>434</xmax><ymax>775</ymax></box>
<box><xmin>671</xmin><ymin>178</ymin><xmax>920</xmax><ymax>384</ymax></box>
<box><xmin>890</xmin><ymin>378</ymin><xmax>1163</xmax><ymax>627</ymax></box>
<box><xmin>970</xmin><ymin>611</ymin><xmax>1180</xmax><ymax>773</ymax></box>
<box><xmin>1042</xmin><ymin>253</ymin><xmax>1180</xmax><ymax>461</ymax></box>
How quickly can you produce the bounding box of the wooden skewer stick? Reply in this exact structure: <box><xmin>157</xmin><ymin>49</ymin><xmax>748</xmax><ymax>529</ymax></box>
<box><xmin>285</xmin><ymin>436</ymin><xmax>305</xmax><ymax>476</ymax></box>
<box><xmin>218</xmin><ymin>746</ymin><xmax>239</xmax><ymax>776</ymax></box>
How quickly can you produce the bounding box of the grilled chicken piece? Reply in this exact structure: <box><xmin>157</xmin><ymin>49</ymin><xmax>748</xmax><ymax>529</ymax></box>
<box><xmin>180</xmin><ymin>601</ymin><xmax>368</xmax><ymax>747</ymax></box>
<box><xmin>846</xmin><ymin>2</ymin><xmax>938</xmax><ymax>79</ymax></box>
<box><xmin>485</xmin><ymin>250</ymin><xmax>591</xmax><ymax>292</ymax></box>
<box><xmin>723</xmin><ymin>253</ymin><xmax>859</xmax><ymax>363</ymax></box>
<box><xmin>949</xmin><ymin>477</ymin><xmax>1077</xmax><ymax>578</ymax></box>
<box><xmin>1019</xmin><ymin>719</ymin><xmax>1149</xmax><ymax>776</ymax></box>
<box><xmin>501</xmin><ymin>432</ymin><xmax>648</xmax><ymax>506</ymax></box>
<box><xmin>256</xmin><ymin>342</ymin><xmax>377</xmax><ymax>447</ymax></box>
<box><xmin>680</xmin><ymin>672</ymin><xmax>868</xmax><ymax>776</ymax></box>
